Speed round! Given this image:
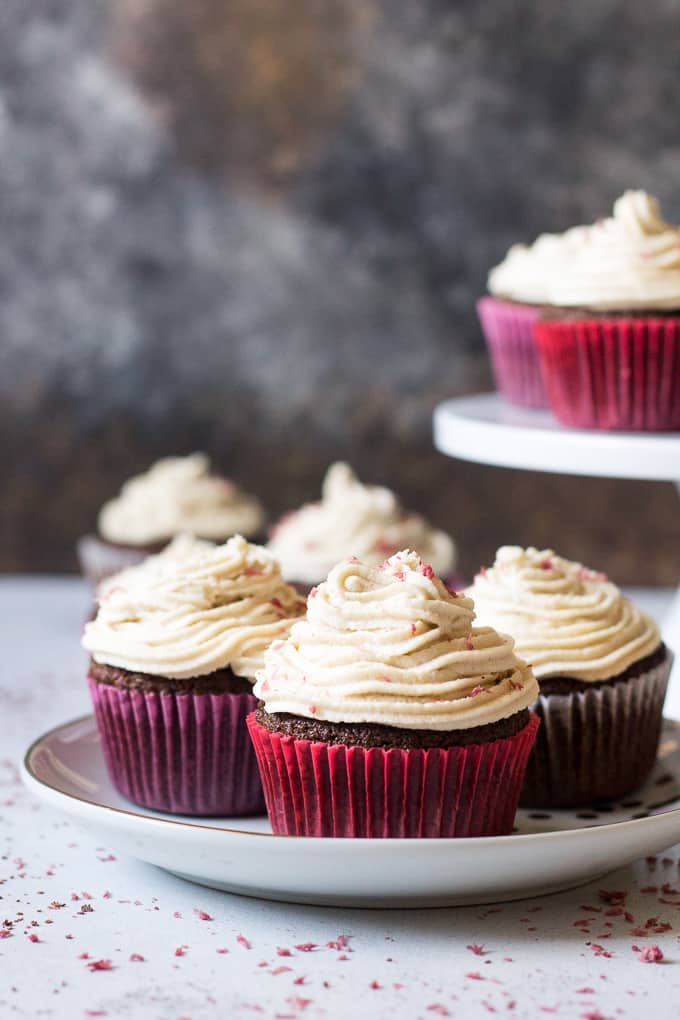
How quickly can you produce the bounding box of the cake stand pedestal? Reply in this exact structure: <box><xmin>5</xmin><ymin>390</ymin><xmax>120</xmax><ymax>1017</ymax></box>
<box><xmin>433</xmin><ymin>393</ymin><xmax>680</xmax><ymax>715</ymax></box>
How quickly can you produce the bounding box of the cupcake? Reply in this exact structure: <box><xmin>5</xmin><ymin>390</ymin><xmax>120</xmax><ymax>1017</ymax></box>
<box><xmin>267</xmin><ymin>462</ymin><xmax>456</xmax><ymax>593</ymax></box>
<box><xmin>248</xmin><ymin>550</ymin><xmax>539</xmax><ymax>838</ymax></box>
<box><xmin>468</xmin><ymin>546</ymin><xmax>673</xmax><ymax>807</ymax></box>
<box><xmin>77</xmin><ymin>453</ymin><xmax>265</xmax><ymax>585</ymax></box>
<box><xmin>478</xmin><ymin>227</ymin><xmax>575</xmax><ymax>407</ymax></box>
<box><xmin>532</xmin><ymin>191</ymin><xmax>680</xmax><ymax>430</ymax></box>
<box><xmin>82</xmin><ymin>534</ymin><xmax>305</xmax><ymax>815</ymax></box>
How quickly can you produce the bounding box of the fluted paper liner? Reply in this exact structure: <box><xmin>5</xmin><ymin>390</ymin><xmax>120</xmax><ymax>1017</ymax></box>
<box><xmin>535</xmin><ymin>317</ymin><xmax>680</xmax><ymax>430</ymax></box>
<box><xmin>521</xmin><ymin>653</ymin><xmax>672</xmax><ymax>809</ymax></box>
<box><xmin>247</xmin><ymin>713</ymin><xmax>539</xmax><ymax>838</ymax></box>
<box><xmin>477</xmin><ymin>297</ymin><xmax>547</xmax><ymax>408</ymax></box>
<box><xmin>88</xmin><ymin>677</ymin><xmax>264</xmax><ymax>816</ymax></box>
<box><xmin>77</xmin><ymin>535</ymin><xmax>149</xmax><ymax>587</ymax></box>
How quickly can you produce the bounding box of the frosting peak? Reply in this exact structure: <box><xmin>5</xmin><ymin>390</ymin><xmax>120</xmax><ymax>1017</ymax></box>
<box><xmin>83</xmin><ymin>535</ymin><xmax>305</xmax><ymax>680</ymax></box>
<box><xmin>267</xmin><ymin>462</ymin><xmax>456</xmax><ymax>583</ymax></box>
<box><xmin>488</xmin><ymin>190</ymin><xmax>680</xmax><ymax>310</ymax></box>
<box><xmin>467</xmin><ymin>546</ymin><xmax>660</xmax><ymax>681</ymax></box>
<box><xmin>254</xmin><ymin>550</ymin><xmax>537</xmax><ymax>730</ymax></box>
<box><xmin>98</xmin><ymin>454</ymin><xmax>264</xmax><ymax>545</ymax></box>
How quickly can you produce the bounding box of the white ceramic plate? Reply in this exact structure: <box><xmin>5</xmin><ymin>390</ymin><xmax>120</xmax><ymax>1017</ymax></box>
<box><xmin>22</xmin><ymin>715</ymin><xmax>680</xmax><ymax>908</ymax></box>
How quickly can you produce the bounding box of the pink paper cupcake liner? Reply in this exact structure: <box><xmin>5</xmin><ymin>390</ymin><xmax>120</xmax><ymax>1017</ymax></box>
<box><xmin>521</xmin><ymin>652</ymin><xmax>671</xmax><ymax>808</ymax></box>
<box><xmin>77</xmin><ymin>535</ymin><xmax>150</xmax><ymax>587</ymax></box>
<box><xmin>88</xmin><ymin>677</ymin><xmax>265</xmax><ymax>816</ymax></box>
<box><xmin>477</xmin><ymin>297</ymin><xmax>547</xmax><ymax>408</ymax></box>
<box><xmin>247</xmin><ymin>713</ymin><xmax>539</xmax><ymax>838</ymax></box>
<box><xmin>534</xmin><ymin>317</ymin><xmax>680</xmax><ymax>430</ymax></box>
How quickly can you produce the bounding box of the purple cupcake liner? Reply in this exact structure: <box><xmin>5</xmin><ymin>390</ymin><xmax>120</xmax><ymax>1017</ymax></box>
<box><xmin>77</xmin><ymin>535</ymin><xmax>150</xmax><ymax>587</ymax></box>
<box><xmin>521</xmin><ymin>651</ymin><xmax>672</xmax><ymax>809</ymax></box>
<box><xmin>88</xmin><ymin>677</ymin><xmax>265</xmax><ymax>816</ymax></box>
<box><xmin>477</xmin><ymin>296</ymin><xmax>547</xmax><ymax>408</ymax></box>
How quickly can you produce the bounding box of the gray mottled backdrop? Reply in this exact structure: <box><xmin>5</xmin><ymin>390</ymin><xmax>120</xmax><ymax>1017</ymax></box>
<box><xmin>2</xmin><ymin>0</ymin><xmax>679</xmax><ymax>580</ymax></box>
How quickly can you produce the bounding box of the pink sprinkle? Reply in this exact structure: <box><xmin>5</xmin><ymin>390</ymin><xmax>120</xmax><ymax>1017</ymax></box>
<box><xmin>421</xmin><ymin>562</ymin><xmax>435</xmax><ymax>579</ymax></box>
<box><xmin>0</xmin><ymin>929</ymin><xmax>11</xmax><ymax>939</ymax></box>
<box><xmin>465</xmin><ymin>972</ymin><xmax>483</xmax><ymax>980</ymax></box>
<box><xmin>129</xmin><ymin>953</ymin><xmax>145</xmax><ymax>962</ymax></box>
<box><xmin>294</xmin><ymin>943</ymin><xmax>317</xmax><ymax>952</ymax></box>
<box><xmin>271</xmin><ymin>966</ymin><xmax>293</xmax><ymax>976</ymax></box>
<box><xmin>173</xmin><ymin>911</ymin><xmax>182</xmax><ymax>918</ymax></box>
<box><xmin>27</xmin><ymin>934</ymin><xmax>40</xmax><ymax>943</ymax></box>
<box><xmin>427</xmin><ymin>1007</ymin><xmax>451</xmax><ymax>1017</ymax></box>
<box><xmin>271</xmin><ymin>598</ymin><xmax>283</xmax><ymax>609</ymax></box>
<box><xmin>78</xmin><ymin>952</ymin><xmax>91</xmax><ymax>960</ymax></box>
<box><xmin>294</xmin><ymin>977</ymin><xmax>308</xmax><ymax>986</ymax></box>
<box><xmin>466</xmin><ymin>944</ymin><xmax>487</xmax><ymax>956</ymax></box>
<box><xmin>576</xmin><ymin>988</ymin><xmax>596</xmax><ymax>994</ymax></box>
<box><xmin>287</xmin><ymin>997</ymin><xmax>312</xmax><ymax>1011</ymax></box>
<box><xmin>369</xmin><ymin>980</ymin><xmax>381</xmax><ymax>990</ymax></box>
<box><xmin>174</xmin><ymin>947</ymin><xmax>186</xmax><ymax>957</ymax></box>
<box><xmin>465</xmin><ymin>634</ymin><xmax>474</xmax><ymax>650</ymax></box>
<box><xmin>540</xmin><ymin>559</ymin><xmax>553</xmax><ymax>571</ymax></box>
<box><xmin>276</xmin><ymin>948</ymin><xmax>292</xmax><ymax>957</ymax></box>
<box><xmin>309</xmin><ymin>586</ymin><xmax>319</xmax><ymax>598</ymax></box>
<box><xmin>470</xmin><ymin>685</ymin><xmax>484</xmax><ymax>698</ymax></box>
<box><xmin>216</xmin><ymin>948</ymin><xmax>229</xmax><ymax>954</ymax></box>
<box><xmin>635</xmin><ymin>944</ymin><xmax>663</xmax><ymax>963</ymax></box>
<box><xmin>237</xmin><ymin>934</ymin><xmax>252</xmax><ymax>950</ymax></box>
<box><xmin>381</xmin><ymin>677</ymin><xmax>393</xmax><ymax>684</ymax></box>
<box><xmin>509</xmin><ymin>678</ymin><xmax>524</xmax><ymax>691</ymax></box>
<box><xmin>590</xmin><ymin>944</ymin><xmax>613</xmax><ymax>958</ymax></box>
<box><xmin>581</xmin><ymin>1012</ymin><xmax>613</xmax><ymax>1020</ymax></box>
<box><xmin>410</xmin><ymin>623</ymin><xmax>417</xmax><ymax>635</ymax></box>
<box><xmin>195</xmin><ymin>910</ymin><xmax>213</xmax><ymax>921</ymax></box>
<box><xmin>86</xmin><ymin>959</ymin><xmax>113</xmax><ymax>972</ymax></box>
<box><xmin>308</xmin><ymin>705</ymin><xmax>317</xmax><ymax>715</ymax></box>
<box><xmin>243</xmin><ymin>567</ymin><xmax>264</xmax><ymax>576</ymax></box>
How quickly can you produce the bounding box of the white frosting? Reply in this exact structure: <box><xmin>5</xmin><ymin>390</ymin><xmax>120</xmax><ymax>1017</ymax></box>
<box><xmin>254</xmin><ymin>550</ymin><xmax>537</xmax><ymax>730</ymax></box>
<box><xmin>83</xmin><ymin>535</ymin><xmax>305</xmax><ymax>680</ymax></box>
<box><xmin>267</xmin><ymin>463</ymin><xmax>456</xmax><ymax>584</ymax></box>
<box><xmin>488</xmin><ymin>191</ymin><xmax>680</xmax><ymax>310</ymax></box>
<box><xmin>98</xmin><ymin>454</ymin><xmax>264</xmax><ymax>545</ymax></box>
<box><xmin>467</xmin><ymin>546</ymin><xmax>661</xmax><ymax>682</ymax></box>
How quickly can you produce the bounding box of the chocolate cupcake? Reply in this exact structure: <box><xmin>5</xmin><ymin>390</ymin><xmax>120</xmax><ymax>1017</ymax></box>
<box><xmin>77</xmin><ymin>453</ymin><xmax>265</xmax><ymax>585</ymax></box>
<box><xmin>267</xmin><ymin>462</ymin><xmax>457</xmax><ymax>594</ymax></box>
<box><xmin>468</xmin><ymin>546</ymin><xmax>673</xmax><ymax>807</ymax></box>
<box><xmin>82</xmin><ymin>535</ymin><xmax>305</xmax><ymax>815</ymax></box>
<box><xmin>248</xmin><ymin>550</ymin><xmax>539</xmax><ymax>838</ymax></box>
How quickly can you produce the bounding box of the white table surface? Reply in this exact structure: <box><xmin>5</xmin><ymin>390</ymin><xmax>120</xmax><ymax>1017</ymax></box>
<box><xmin>2</xmin><ymin>576</ymin><xmax>680</xmax><ymax>1020</ymax></box>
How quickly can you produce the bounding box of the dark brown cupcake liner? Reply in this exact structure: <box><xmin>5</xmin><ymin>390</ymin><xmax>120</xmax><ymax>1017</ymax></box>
<box><xmin>521</xmin><ymin>652</ymin><xmax>672</xmax><ymax>809</ymax></box>
<box><xmin>247</xmin><ymin>712</ymin><xmax>539</xmax><ymax>838</ymax></box>
<box><xmin>88</xmin><ymin>677</ymin><xmax>265</xmax><ymax>816</ymax></box>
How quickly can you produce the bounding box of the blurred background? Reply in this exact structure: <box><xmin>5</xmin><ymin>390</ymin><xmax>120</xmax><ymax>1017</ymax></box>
<box><xmin>2</xmin><ymin>0</ymin><xmax>679</xmax><ymax>581</ymax></box>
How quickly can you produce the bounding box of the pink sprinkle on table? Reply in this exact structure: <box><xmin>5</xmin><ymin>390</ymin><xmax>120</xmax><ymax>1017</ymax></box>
<box><xmin>129</xmin><ymin>953</ymin><xmax>145</xmax><ymax>962</ymax></box>
<box><xmin>634</xmin><ymin>944</ymin><xmax>663</xmax><ymax>963</ymax></box>
<box><xmin>86</xmin><ymin>959</ymin><xmax>113</xmax><ymax>972</ymax></box>
<box><xmin>294</xmin><ymin>943</ymin><xmax>317</xmax><ymax>952</ymax></box>
<box><xmin>466</xmin><ymin>944</ymin><xmax>486</xmax><ymax>956</ymax></box>
<box><xmin>237</xmin><ymin>934</ymin><xmax>252</xmax><ymax>950</ymax></box>
<box><xmin>194</xmin><ymin>910</ymin><xmax>213</xmax><ymax>921</ymax></box>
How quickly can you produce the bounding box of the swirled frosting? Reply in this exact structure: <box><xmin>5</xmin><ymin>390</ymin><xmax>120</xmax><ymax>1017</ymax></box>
<box><xmin>267</xmin><ymin>463</ymin><xmax>456</xmax><ymax>584</ymax></box>
<box><xmin>467</xmin><ymin>546</ymin><xmax>661</xmax><ymax>682</ymax></box>
<box><xmin>98</xmin><ymin>454</ymin><xmax>264</xmax><ymax>545</ymax></box>
<box><xmin>254</xmin><ymin>550</ymin><xmax>537</xmax><ymax>730</ymax></box>
<box><xmin>83</xmin><ymin>535</ymin><xmax>306</xmax><ymax>680</ymax></box>
<box><xmin>488</xmin><ymin>190</ymin><xmax>680</xmax><ymax>310</ymax></box>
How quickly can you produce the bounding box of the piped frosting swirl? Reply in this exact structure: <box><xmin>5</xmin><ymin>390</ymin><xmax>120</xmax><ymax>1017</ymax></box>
<box><xmin>267</xmin><ymin>462</ymin><xmax>456</xmax><ymax>584</ymax></box>
<box><xmin>254</xmin><ymin>550</ymin><xmax>537</xmax><ymax>730</ymax></box>
<box><xmin>98</xmin><ymin>454</ymin><xmax>264</xmax><ymax>545</ymax></box>
<box><xmin>467</xmin><ymin>546</ymin><xmax>660</xmax><ymax>682</ymax></box>
<box><xmin>83</xmin><ymin>535</ymin><xmax>305</xmax><ymax>680</ymax></box>
<box><xmin>488</xmin><ymin>190</ymin><xmax>680</xmax><ymax>310</ymax></box>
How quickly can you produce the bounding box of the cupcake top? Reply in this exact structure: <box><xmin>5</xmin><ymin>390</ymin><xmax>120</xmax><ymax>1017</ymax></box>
<box><xmin>254</xmin><ymin>550</ymin><xmax>537</xmax><ymax>730</ymax></box>
<box><xmin>467</xmin><ymin>546</ymin><xmax>660</xmax><ymax>682</ymax></box>
<box><xmin>267</xmin><ymin>462</ymin><xmax>456</xmax><ymax>584</ymax></box>
<box><xmin>488</xmin><ymin>190</ymin><xmax>680</xmax><ymax>311</ymax></box>
<box><xmin>98</xmin><ymin>453</ymin><xmax>264</xmax><ymax>545</ymax></box>
<box><xmin>83</xmin><ymin>535</ymin><xmax>305</xmax><ymax>680</ymax></box>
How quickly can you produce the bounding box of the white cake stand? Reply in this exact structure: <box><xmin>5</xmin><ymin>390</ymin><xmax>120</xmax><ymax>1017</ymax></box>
<box><xmin>433</xmin><ymin>392</ymin><xmax>680</xmax><ymax>713</ymax></box>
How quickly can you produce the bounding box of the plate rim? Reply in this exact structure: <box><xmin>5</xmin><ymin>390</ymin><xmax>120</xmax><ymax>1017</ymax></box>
<box><xmin>22</xmin><ymin>713</ymin><xmax>680</xmax><ymax>850</ymax></box>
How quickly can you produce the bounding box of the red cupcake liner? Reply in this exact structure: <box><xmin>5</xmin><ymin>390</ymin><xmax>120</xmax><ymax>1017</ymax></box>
<box><xmin>88</xmin><ymin>677</ymin><xmax>265</xmax><ymax>816</ymax></box>
<box><xmin>477</xmin><ymin>297</ymin><xmax>547</xmax><ymax>408</ymax></box>
<box><xmin>77</xmin><ymin>535</ymin><xmax>150</xmax><ymax>587</ymax></box>
<box><xmin>534</xmin><ymin>317</ymin><xmax>680</xmax><ymax>430</ymax></box>
<box><xmin>521</xmin><ymin>651</ymin><xmax>671</xmax><ymax>808</ymax></box>
<box><xmin>247</xmin><ymin>713</ymin><xmax>539</xmax><ymax>838</ymax></box>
